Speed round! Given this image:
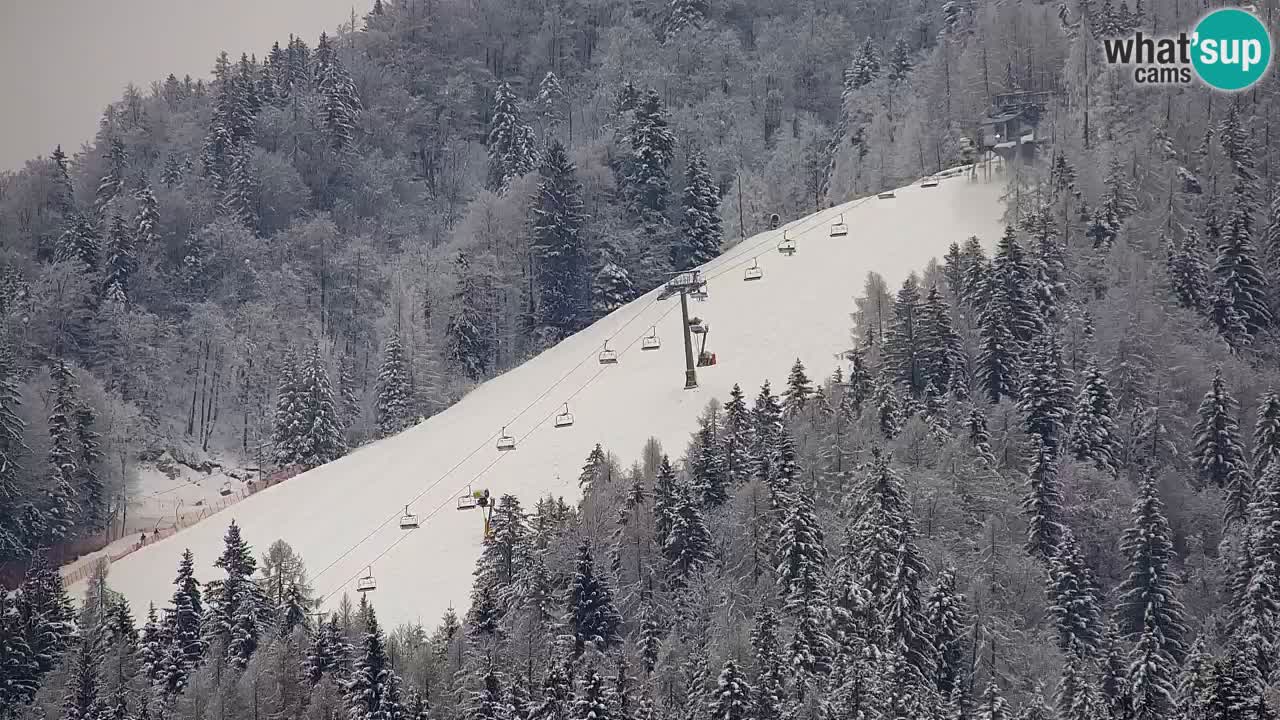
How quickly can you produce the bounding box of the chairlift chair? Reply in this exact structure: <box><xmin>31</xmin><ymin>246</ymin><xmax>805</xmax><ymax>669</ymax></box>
<box><xmin>219</xmin><ymin>482</ymin><xmax>233</xmax><ymax>497</ymax></box>
<box><xmin>744</xmin><ymin>258</ymin><xmax>763</xmax><ymax>281</ymax></box>
<box><xmin>356</xmin><ymin>567</ymin><xmax>376</xmax><ymax>593</ymax></box>
<box><xmin>921</xmin><ymin>176</ymin><xmax>939</xmax><ymax>187</ymax></box>
<box><xmin>777</xmin><ymin>231</ymin><xmax>796</xmax><ymax>256</ymax></box>
<box><xmin>496</xmin><ymin>426</ymin><xmax>516</xmax><ymax>451</ymax></box>
<box><xmin>877</xmin><ymin>190</ymin><xmax>896</xmax><ymax>199</ymax></box>
<box><xmin>769</xmin><ymin>213</ymin><xmax>781</xmax><ymax>230</ymax></box>
<box><xmin>399</xmin><ymin>506</ymin><xmax>420</xmax><ymax>530</ymax></box>
<box><xmin>457</xmin><ymin>485</ymin><xmax>478</xmax><ymax>510</ymax></box>
<box><xmin>688</xmin><ymin>316</ymin><xmax>705</xmax><ymax>334</ymax></box>
<box><xmin>598</xmin><ymin>341</ymin><xmax>619</xmax><ymax>365</ymax></box>
<box><xmin>554</xmin><ymin>403</ymin><xmax>575</xmax><ymax>428</ymax></box>
<box><xmin>641</xmin><ymin>327</ymin><xmax>661</xmax><ymax>350</ymax></box>
<box><xmin>829</xmin><ymin>214</ymin><xmax>849</xmax><ymax>237</ymax></box>
<box><xmin>691</xmin><ymin>286</ymin><xmax>708</xmax><ymax>301</ymax></box>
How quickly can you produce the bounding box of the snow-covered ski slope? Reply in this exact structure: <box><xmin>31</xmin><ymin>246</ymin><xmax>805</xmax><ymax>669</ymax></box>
<box><xmin>87</xmin><ymin>169</ymin><xmax>1008</xmax><ymax>628</ymax></box>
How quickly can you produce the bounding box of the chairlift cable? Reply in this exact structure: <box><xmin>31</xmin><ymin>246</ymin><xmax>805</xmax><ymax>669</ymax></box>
<box><xmin>305</xmin><ymin>293</ymin><xmax>665</xmax><ymax>588</ymax></box>
<box><xmin>316</xmin><ymin>299</ymin><xmax>685</xmax><ymax>605</ymax></box>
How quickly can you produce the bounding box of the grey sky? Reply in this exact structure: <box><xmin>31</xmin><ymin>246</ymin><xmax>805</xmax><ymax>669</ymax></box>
<box><xmin>0</xmin><ymin>0</ymin><xmax>362</xmax><ymax>171</ymax></box>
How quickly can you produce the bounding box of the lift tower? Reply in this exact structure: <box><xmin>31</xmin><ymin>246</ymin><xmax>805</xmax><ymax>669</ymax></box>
<box><xmin>659</xmin><ymin>270</ymin><xmax>708</xmax><ymax>390</ymax></box>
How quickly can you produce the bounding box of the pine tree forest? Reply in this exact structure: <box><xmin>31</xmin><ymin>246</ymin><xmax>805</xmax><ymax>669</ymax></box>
<box><xmin>8</xmin><ymin>0</ymin><xmax>1280</xmax><ymax>719</ymax></box>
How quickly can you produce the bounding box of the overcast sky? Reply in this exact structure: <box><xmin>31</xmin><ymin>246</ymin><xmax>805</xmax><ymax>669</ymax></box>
<box><xmin>0</xmin><ymin>0</ymin><xmax>361</xmax><ymax>171</ymax></box>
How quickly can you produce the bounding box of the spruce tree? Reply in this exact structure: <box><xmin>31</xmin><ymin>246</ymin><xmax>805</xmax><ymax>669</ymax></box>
<box><xmin>888</xmin><ymin>37</ymin><xmax>914</xmax><ymax>84</ymax></box>
<box><xmin>536</xmin><ymin>71</ymin><xmax>566</xmax><ymax>139</ymax></box>
<box><xmin>209</xmin><ymin>520</ymin><xmax>265</xmax><ymax>669</ymax></box>
<box><xmin>750</xmin><ymin>606</ymin><xmax>785</xmax><ymax>720</ymax></box>
<box><xmin>989</xmin><ymin>226</ymin><xmax>1041</xmax><ymax>346</ymax></box>
<box><xmin>1214</xmin><ymin>179</ymin><xmax>1272</xmax><ymax>338</ymax></box>
<box><xmin>692</xmin><ymin>416</ymin><xmax>728</xmax><ymax>508</ymax></box>
<box><xmin>272</xmin><ymin>348</ymin><xmax>303</xmax><ymax>467</ymax></box>
<box><xmin>782</xmin><ymin>358</ymin><xmax>814</xmax><ymax>418</ymax></box>
<box><xmin>709</xmin><ymin>660</ymin><xmax>752</xmax><ymax>720</ymax></box>
<box><xmin>653</xmin><ymin>455</ymin><xmax>678</xmax><ymax>551</ymax></box>
<box><xmin>883</xmin><ymin>275</ymin><xmax>925</xmax><ymax>396</ymax></box>
<box><xmin>568</xmin><ymin>542</ymin><xmax>622</xmax><ymax>655</ymax></box>
<box><xmin>626</xmin><ymin>89</ymin><xmax>676</xmax><ymax>215</ymax></box>
<box><xmin>45</xmin><ymin>359</ymin><xmax>80</xmax><ymax>541</ymax></box>
<box><xmin>531</xmin><ymin>140</ymin><xmax>589</xmax><ymax>341</ymax></box>
<box><xmin>1068</xmin><ymin>356</ymin><xmax>1121</xmax><ymax>476</ymax></box>
<box><xmin>1191</xmin><ymin>369</ymin><xmax>1252</xmax><ymax>524</ymax></box>
<box><xmin>1117</xmin><ymin>477</ymin><xmax>1188</xmax><ymax>664</ymax></box>
<box><xmin>93</xmin><ymin>138</ymin><xmax>128</xmax><ymax>220</ymax></box>
<box><xmin>0</xmin><ymin>339</ymin><xmax>27</xmax><ymax>560</ymax></box>
<box><xmin>675</xmin><ymin>149</ymin><xmax>722</xmax><ymax>271</ymax></box>
<box><xmin>346</xmin><ymin>602</ymin><xmax>397</xmax><ymax>720</ymax></box>
<box><xmin>874</xmin><ymin>378</ymin><xmax>902</xmax><ymax>439</ymax></box>
<box><xmin>446</xmin><ymin>251</ymin><xmax>493</xmax><ymax>382</ymax></box>
<box><xmin>925</xmin><ymin>567</ymin><xmax>968</xmax><ymax>696</ymax></box>
<box><xmin>487</xmin><ymin>82</ymin><xmax>538</xmax><ymax>192</ymax></box>
<box><xmin>574</xmin><ymin>672</ymin><xmax>610</xmax><ymax>720</ymax></box>
<box><xmin>1252</xmin><ymin>390</ymin><xmax>1280</xmax><ymax>479</ymax></box>
<box><xmin>18</xmin><ymin>552</ymin><xmax>75</xmax><ymax>677</ymax></box>
<box><xmin>1045</xmin><ymin>529</ymin><xmax>1103</xmax><ymax>655</ymax></box>
<box><xmin>977</xmin><ymin>678</ymin><xmax>1011</xmax><ymax>720</ymax></box>
<box><xmin>0</xmin><ymin>588</ymin><xmax>38</xmax><ymax>710</ymax></box>
<box><xmin>961</xmin><ymin>236</ymin><xmax>992</xmax><ymax>310</ymax></box>
<box><xmin>1166</xmin><ymin>228</ymin><xmax>1210</xmax><ymax>311</ymax></box>
<box><xmin>919</xmin><ymin>284</ymin><xmax>963</xmax><ymax>397</ymax></box>
<box><xmin>62</xmin><ymin>629</ymin><xmax>106</xmax><ymax>720</ymax></box>
<box><xmin>375</xmin><ymin>332</ymin><xmax>414</xmax><ymax>437</ymax></box>
<box><xmin>722</xmin><ymin>384</ymin><xmax>755</xmax><ymax>488</ymax></box>
<box><xmin>73</xmin><ymin>401</ymin><xmax>105</xmax><ymax>531</ymax></box>
<box><xmin>976</xmin><ymin>300</ymin><xmax>1018</xmax><ymax>404</ymax></box>
<box><xmin>101</xmin><ymin>213</ymin><xmax>136</xmax><ymax>304</ymax></box>
<box><xmin>1055</xmin><ymin>639</ymin><xmax>1106</xmax><ymax>720</ymax></box>
<box><xmin>591</xmin><ymin>262</ymin><xmax>633</xmax><ymax>318</ymax></box>
<box><xmin>1017</xmin><ymin>330</ymin><xmax>1074</xmax><ymax>457</ymax></box>
<box><xmin>314</xmin><ymin>33</ymin><xmax>361</xmax><ymax>151</ymax></box>
<box><xmin>295</xmin><ymin>343</ymin><xmax>346</xmax><ymax>468</ymax></box>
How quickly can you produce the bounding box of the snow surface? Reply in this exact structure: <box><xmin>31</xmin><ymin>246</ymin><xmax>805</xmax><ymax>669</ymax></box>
<box><xmin>84</xmin><ymin>169</ymin><xmax>1008</xmax><ymax>628</ymax></box>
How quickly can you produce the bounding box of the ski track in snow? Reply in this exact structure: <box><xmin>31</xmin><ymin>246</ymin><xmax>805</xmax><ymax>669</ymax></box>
<box><xmin>81</xmin><ymin>169</ymin><xmax>1008</xmax><ymax>628</ymax></box>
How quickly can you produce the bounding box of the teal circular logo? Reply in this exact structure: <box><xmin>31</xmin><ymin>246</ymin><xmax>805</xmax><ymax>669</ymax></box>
<box><xmin>1192</xmin><ymin>8</ymin><xmax>1272</xmax><ymax>91</ymax></box>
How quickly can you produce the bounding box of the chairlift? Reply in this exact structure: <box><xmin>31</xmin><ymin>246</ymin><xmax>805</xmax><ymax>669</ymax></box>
<box><xmin>877</xmin><ymin>190</ymin><xmax>896</xmax><ymax>199</ymax></box>
<box><xmin>691</xmin><ymin>286</ymin><xmax>708</xmax><ymax>301</ymax></box>
<box><xmin>356</xmin><ymin>567</ymin><xmax>376</xmax><ymax>593</ymax></box>
<box><xmin>921</xmin><ymin>176</ymin><xmax>939</xmax><ymax>188</ymax></box>
<box><xmin>598</xmin><ymin>341</ymin><xmax>619</xmax><ymax>365</ymax></box>
<box><xmin>554</xmin><ymin>403</ymin><xmax>575</xmax><ymax>428</ymax></box>
<box><xmin>829</xmin><ymin>214</ymin><xmax>849</xmax><ymax>237</ymax></box>
<box><xmin>769</xmin><ymin>213</ymin><xmax>781</xmax><ymax>230</ymax></box>
<box><xmin>777</xmin><ymin>231</ymin><xmax>796</xmax><ymax>256</ymax></box>
<box><xmin>496</xmin><ymin>426</ymin><xmax>516</xmax><ymax>451</ymax></box>
<box><xmin>695</xmin><ymin>323</ymin><xmax>716</xmax><ymax>367</ymax></box>
<box><xmin>457</xmin><ymin>485</ymin><xmax>478</xmax><ymax>510</ymax></box>
<box><xmin>219</xmin><ymin>482</ymin><xmax>233</xmax><ymax>497</ymax></box>
<box><xmin>744</xmin><ymin>258</ymin><xmax>763</xmax><ymax>282</ymax></box>
<box><xmin>688</xmin><ymin>316</ymin><xmax>705</xmax><ymax>334</ymax></box>
<box><xmin>641</xmin><ymin>327</ymin><xmax>661</xmax><ymax>350</ymax></box>
<box><xmin>399</xmin><ymin>505</ymin><xmax>420</xmax><ymax>530</ymax></box>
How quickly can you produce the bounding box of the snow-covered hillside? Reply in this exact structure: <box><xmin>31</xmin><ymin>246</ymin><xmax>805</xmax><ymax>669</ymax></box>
<box><xmin>83</xmin><ymin>169</ymin><xmax>1008</xmax><ymax>628</ymax></box>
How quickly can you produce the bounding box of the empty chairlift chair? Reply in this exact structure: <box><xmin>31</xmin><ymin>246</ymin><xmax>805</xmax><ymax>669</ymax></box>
<box><xmin>691</xmin><ymin>286</ymin><xmax>708</xmax><ymax>301</ymax></box>
<box><xmin>744</xmin><ymin>258</ymin><xmax>763</xmax><ymax>281</ymax></box>
<box><xmin>555</xmin><ymin>403</ymin><xmax>575</xmax><ymax>428</ymax></box>
<box><xmin>496</xmin><ymin>426</ymin><xmax>516</xmax><ymax>451</ymax></box>
<box><xmin>598</xmin><ymin>341</ymin><xmax>619</xmax><ymax>365</ymax></box>
<box><xmin>688</xmin><ymin>317</ymin><xmax>706</xmax><ymax>335</ymax></box>
<box><xmin>829</xmin><ymin>214</ymin><xmax>849</xmax><ymax>237</ymax></box>
<box><xmin>641</xmin><ymin>327</ymin><xmax>661</xmax><ymax>350</ymax></box>
<box><xmin>777</xmin><ymin>231</ymin><xmax>796</xmax><ymax>256</ymax></box>
<box><xmin>400</xmin><ymin>506</ymin><xmax>420</xmax><ymax>529</ymax></box>
<box><xmin>219</xmin><ymin>482</ymin><xmax>233</xmax><ymax>497</ymax></box>
<box><xmin>357</xmin><ymin>567</ymin><xmax>376</xmax><ymax>593</ymax></box>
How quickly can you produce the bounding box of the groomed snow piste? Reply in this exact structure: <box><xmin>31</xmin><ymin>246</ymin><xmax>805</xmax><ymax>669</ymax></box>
<box><xmin>84</xmin><ymin>168</ymin><xmax>1008</xmax><ymax>628</ymax></box>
